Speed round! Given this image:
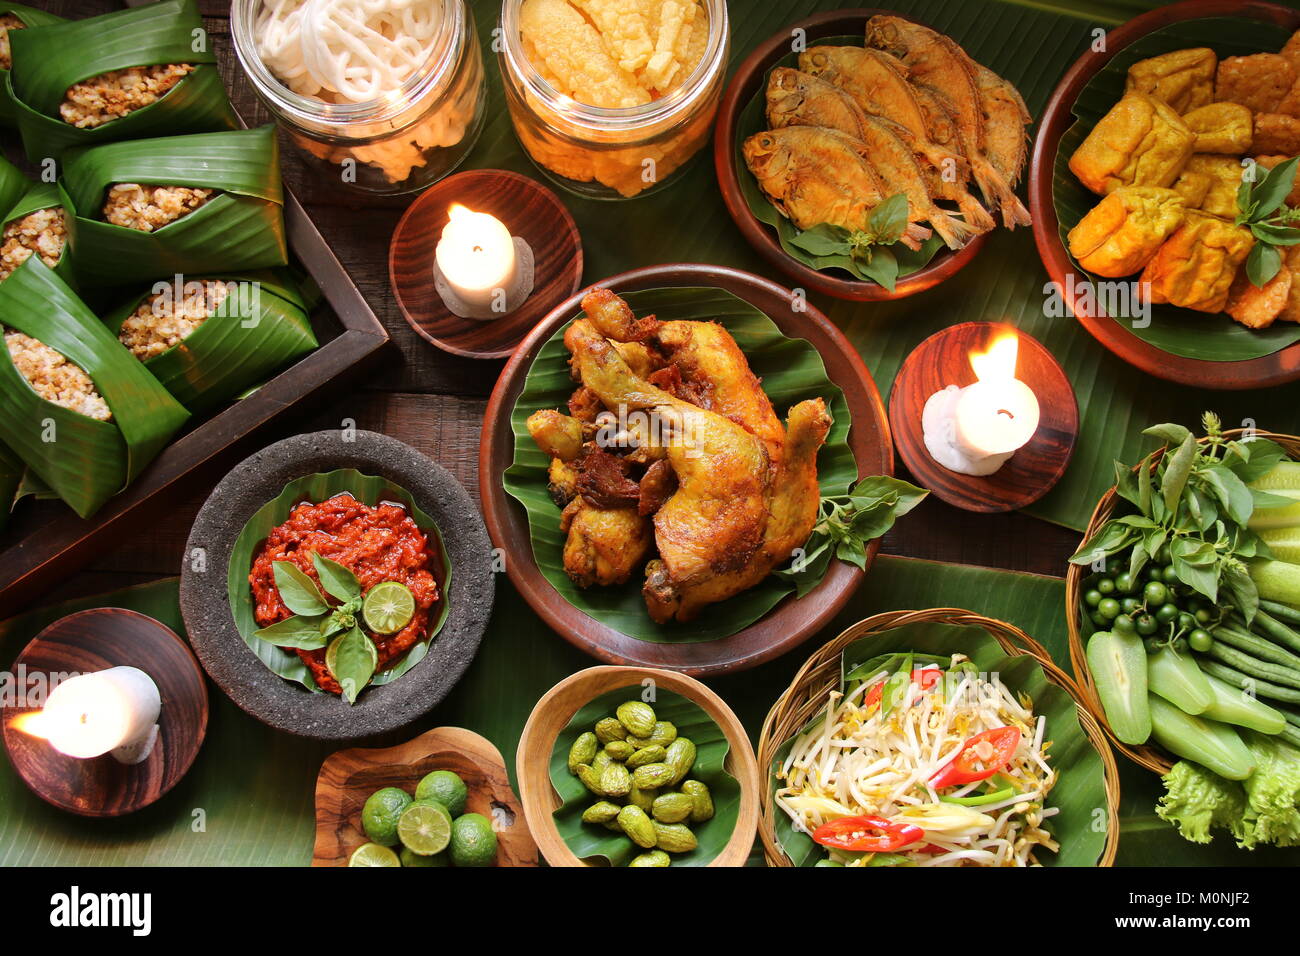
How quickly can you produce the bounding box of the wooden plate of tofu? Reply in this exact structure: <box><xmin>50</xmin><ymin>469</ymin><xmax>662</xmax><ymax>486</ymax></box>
<box><xmin>1030</xmin><ymin>0</ymin><xmax>1300</xmax><ymax>389</ymax></box>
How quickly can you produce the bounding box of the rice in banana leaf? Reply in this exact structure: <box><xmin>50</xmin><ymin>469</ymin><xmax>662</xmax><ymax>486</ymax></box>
<box><xmin>0</xmin><ymin>256</ymin><xmax>188</xmax><ymax>518</ymax></box>
<box><xmin>0</xmin><ymin>152</ymin><xmax>27</xmax><ymax>215</ymax></box>
<box><xmin>0</xmin><ymin>3</ymin><xmax>61</xmax><ymax>126</ymax></box>
<box><xmin>104</xmin><ymin>272</ymin><xmax>317</xmax><ymax>413</ymax></box>
<box><xmin>59</xmin><ymin>125</ymin><xmax>289</xmax><ymax>288</ymax></box>
<box><xmin>6</xmin><ymin>0</ymin><xmax>235</xmax><ymax>160</ymax></box>
<box><xmin>0</xmin><ymin>182</ymin><xmax>68</xmax><ymax>282</ymax></box>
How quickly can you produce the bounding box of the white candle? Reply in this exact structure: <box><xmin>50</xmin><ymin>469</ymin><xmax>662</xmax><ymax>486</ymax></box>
<box><xmin>13</xmin><ymin>666</ymin><xmax>160</xmax><ymax>765</ymax></box>
<box><xmin>434</xmin><ymin>204</ymin><xmax>524</xmax><ymax>316</ymax></box>
<box><xmin>922</xmin><ymin>333</ymin><xmax>1041</xmax><ymax>476</ymax></box>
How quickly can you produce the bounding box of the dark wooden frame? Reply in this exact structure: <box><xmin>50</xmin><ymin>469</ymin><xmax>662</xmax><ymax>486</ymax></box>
<box><xmin>0</xmin><ymin>190</ymin><xmax>390</xmax><ymax>616</ymax></box>
<box><xmin>479</xmin><ymin>263</ymin><xmax>893</xmax><ymax>677</ymax></box>
<box><xmin>1029</xmin><ymin>0</ymin><xmax>1300</xmax><ymax>390</ymax></box>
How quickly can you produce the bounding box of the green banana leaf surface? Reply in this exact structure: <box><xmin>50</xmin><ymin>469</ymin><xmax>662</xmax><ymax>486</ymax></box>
<box><xmin>226</xmin><ymin>469</ymin><xmax>452</xmax><ymax>695</ymax></box>
<box><xmin>0</xmin><ymin>2</ymin><xmax>64</xmax><ymax>126</ymax></box>
<box><xmin>768</xmin><ymin>620</ymin><xmax>1108</xmax><ymax>866</ymax></box>
<box><xmin>502</xmin><ymin>286</ymin><xmax>855</xmax><ymax>644</ymax></box>
<box><xmin>549</xmin><ymin>687</ymin><xmax>740</xmax><ymax>866</ymax></box>
<box><xmin>1052</xmin><ymin>17</ymin><xmax>1298</xmax><ymax>362</ymax></box>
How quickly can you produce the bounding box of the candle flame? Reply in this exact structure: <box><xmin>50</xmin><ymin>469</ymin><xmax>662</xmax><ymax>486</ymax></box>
<box><xmin>969</xmin><ymin>333</ymin><xmax>1019</xmax><ymax>383</ymax></box>
<box><xmin>10</xmin><ymin>710</ymin><xmax>50</xmax><ymax>739</ymax></box>
<box><xmin>447</xmin><ymin>203</ymin><xmax>475</xmax><ymax>223</ymax></box>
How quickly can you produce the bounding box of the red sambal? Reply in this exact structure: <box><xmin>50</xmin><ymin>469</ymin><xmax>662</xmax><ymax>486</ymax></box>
<box><xmin>249</xmin><ymin>493</ymin><xmax>439</xmax><ymax>695</ymax></box>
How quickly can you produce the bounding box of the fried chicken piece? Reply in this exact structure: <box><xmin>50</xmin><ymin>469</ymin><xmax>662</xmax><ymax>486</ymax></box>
<box><xmin>1216</xmin><ymin>53</ymin><xmax>1295</xmax><ymax>113</ymax></box>
<box><xmin>1141</xmin><ymin>211</ymin><xmax>1255</xmax><ymax>313</ymax></box>
<box><xmin>547</xmin><ymin>458</ymin><xmax>578</xmax><ymax>507</ymax></box>
<box><xmin>527</xmin><ymin>409</ymin><xmax>584</xmax><ymax>461</ymax></box>
<box><xmin>560</xmin><ymin>497</ymin><xmax>652</xmax><ymax>588</ymax></box>
<box><xmin>567</xmin><ymin>386</ymin><xmax>604</xmax><ymax>423</ymax></box>
<box><xmin>1125</xmin><ymin>48</ymin><xmax>1216</xmax><ymax>112</ymax></box>
<box><xmin>574</xmin><ymin>445</ymin><xmax>640</xmax><ymax>509</ymax></box>
<box><xmin>1226</xmin><ymin>266</ymin><xmax>1293</xmax><ymax>329</ymax></box>
<box><xmin>1252</xmin><ymin>113</ymin><xmax>1300</xmax><ymax>156</ymax></box>
<box><xmin>638</xmin><ymin>458</ymin><xmax>677</xmax><ymax>517</ymax></box>
<box><xmin>1069</xmin><ymin>92</ymin><xmax>1194</xmax><ymax>195</ymax></box>
<box><xmin>1182</xmin><ymin>102</ymin><xmax>1254</xmax><ymax>154</ymax></box>
<box><xmin>1068</xmin><ymin>186</ymin><xmax>1185</xmax><ymax>277</ymax></box>
<box><xmin>1278</xmin><ymin>245</ymin><xmax>1300</xmax><ymax>323</ymax></box>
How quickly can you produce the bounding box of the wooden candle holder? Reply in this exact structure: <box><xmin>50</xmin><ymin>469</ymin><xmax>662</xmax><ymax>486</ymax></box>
<box><xmin>888</xmin><ymin>323</ymin><xmax>1078</xmax><ymax>514</ymax></box>
<box><xmin>1</xmin><ymin>609</ymin><xmax>208</xmax><ymax>817</ymax></box>
<box><xmin>389</xmin><ymin>169</ymin><xmax>584</xmax><ymax>360</ymax></box>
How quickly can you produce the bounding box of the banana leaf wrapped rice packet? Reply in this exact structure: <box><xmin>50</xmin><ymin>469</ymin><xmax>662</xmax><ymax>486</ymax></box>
<box><xmin>0</xmin><ymin>256</ymin><xmax>188</xmax><ymax>518</ymax></box>
<box><xmin>5</xmin><ymin>0</ymin><xmax>235</xmax><ymax>160</ymax></box>
<box><xmin>0</xmin><ymin>2</ymin><xmax>61</xmax><ymax>126</ymax></box>
<box><xmin>59</xmin><ymin>125</ymin><xmax>289</xmax><ymax>288</ymax></box>
<box><xmin>0</xmin><ymin>151</ymin><xmax>27</xmax><ymax>217</ymax></box>
<box><xmin>0</xmin><ymin>181</ymin><xmax>69</xmax><ymax>283</ymax></box>
<box><xmin>103</xmin><ymin>271</ymin><xmax>317</xmax><ymax>413</ymax></box>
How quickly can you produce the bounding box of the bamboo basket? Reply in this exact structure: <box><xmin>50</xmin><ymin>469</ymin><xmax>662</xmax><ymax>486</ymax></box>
<box><xmin>1066</xmin><ymin>428</ymin><xmax>1300</xmax><ymax>775</ymax></box>
<box><xmin>758</xmin><ymin>608</ymin><xmax>1121</xmax><ymax>867</ymax></box>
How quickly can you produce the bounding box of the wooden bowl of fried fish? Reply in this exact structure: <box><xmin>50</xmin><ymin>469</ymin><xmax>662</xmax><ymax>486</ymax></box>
<box><xmin>1031</xmin><ymin>0</ymin><xmax>1300</xmax><ymax>389</ymax></box>
<box><xmin>479</xmin><ymin>263</ymin><xmax>892</xmax><ymax>677</ymax></box>
<box><xmin>715</xmin><ymin>9</ymin><xmax>1036</xmax><ymax>302</ymax></box>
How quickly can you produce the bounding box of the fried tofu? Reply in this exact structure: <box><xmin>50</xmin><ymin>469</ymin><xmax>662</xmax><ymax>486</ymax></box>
<box><xmin>1141</xmin><ymin>211</ymin><xmax>1255</xmax><ymax>313</ymax></box>
<box><xmin>1173</xmin><ymin>155</ymin><xmax>1247</xmax><ymax>219</ymax></box>
<box><xmin>1226</xmin><ymin>264</ymin><xmax>1292</xmax><ymax>329</ymax></box>
<box><xmin>1069</xmin><ymin>92</ymin><xmax>1195</xmax><ymax>195</ymax></box>
<box><xmin>1216</xmin><ymin>53</ymin><xmax>1296</xmax><ymax>113</ymax></box>
<box><xmin>1068</xmin><ymin>186</ymin><xmax>1186</xmax><ymax>277</ymax></box>
<box><xmin>1182</xmin><ymin>102</ymin><xmax>1254</xmax><ymax>154</ymax></box>
<box><xmin>1252</xmin><ymin>112</ymin><xmax>1300</xmax><ymax>156</ymax></box>
<box><xmin>1125</xmin><ymin>48</ymin><xmax>1216</xmax><ymax>113</ymax></box>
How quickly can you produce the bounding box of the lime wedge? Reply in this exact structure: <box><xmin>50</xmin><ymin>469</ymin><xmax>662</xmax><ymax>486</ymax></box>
<box><xmin>397</xmin><ymin>802</ymin><xmax>453</xmax><ymax>856</ymax></box>
<box><xmin>348</xmin><ymin>843</ymin><xmax>400</xmax><ymax>867</ymax></box>
<box><xmin>363</xmin><ymin>581</ymin><xmax>416</xmax><ymax>635</ymax></box>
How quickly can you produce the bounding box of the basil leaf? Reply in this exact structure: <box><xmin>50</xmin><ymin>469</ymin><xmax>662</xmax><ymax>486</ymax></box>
<box><xmin>772</xmin><ymin>538</ymin><xmax>834</xmax><ymax>598</ymax></box>
<box><xmin>271</xmin><ymin>561</ymin><xmax>329</xmax><ymax>617</ymax></box>
<box><xmin>1143</xmin><ymin>423</ymin><xmax>1192</xmax><ymax>447</ymax></box>
<box><xmin>1162</xmin><ymin>433</ymin><xmax>1198</xmax><ymax>516</ymax></box>
<box><xmin>1221</xmin><ymin>562</ymin><xmax>1259</xmax><ymax>626</ymax></box>
<box><xmin>835</xmin><ymin>536</ymin><xmax>868</xmax><ymax>571</ymax></box>
<box><xmin>788</xmin><ymin>223</ymin><xmax>852</xmax><ymax>257</ymax></box>
<box><xmin>855</xmin><ymin>245</ymin><xmax>900</xmax><ymax>292</ymax></box>
<box><xmin>1246</xmin><ymin>242</ymin><xmax>1283</xmax><ymax>288</ymax></box>
<box><xmin>1249</xmin><ymin>156</ymin><xmax>1298</xmax><ymax>219</ymax></box>
<box><xmin>868</xmin><ymin>193</ymin><xmax>910</xmax><ymax>243</ymax></box>
<box><xmin>1069</xmin><ymin>520</ymin><xmax>1133</xmax><ymax>564</ymax></box>
<box><xmin>1199</xmin><ymin>464</ymin><xmax>1254</xmax><ymax>526</ymax></box>
<box><xmin>310</xmin><ymin>552</ymin><xmax>361</xmax><ymax>603</ymax></box>
<box><xmin>1227</xmin><ymin>438</ymin><xmax>1287</xmax><ymax>483</ymax></box>
<box><xmin>1250</xmin><ymin>222</ymin><xmax>1300</xmax><ymax>246</ymax></box>
<box><xmin>252</xmin><ymin>614</ymin><xmax>329</xmax><ymax>649</ymax></box>
<box><xmin>328</xmin><ymin>626</ymin><xmax>377</xmax><ymax>705</ymax></box>
<box><xmin>1128</xmin><ymin>542</ymin><xmax>1149</xmax><ymax>581</ymax></box>
<box><xmin>1172</xmin><ymin>553</ymin><xmax>1219</xmax><ymax>603</ymax></box>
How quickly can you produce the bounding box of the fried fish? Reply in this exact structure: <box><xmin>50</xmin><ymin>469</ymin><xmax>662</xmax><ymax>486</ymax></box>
<box><xmin>764</xmin><ymin>67</ymin><xmax>868</xmax><ymax>139</ymax></box>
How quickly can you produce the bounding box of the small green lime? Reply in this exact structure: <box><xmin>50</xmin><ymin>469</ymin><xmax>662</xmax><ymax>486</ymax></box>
<box><xmin>361</xmin><ymin>786</ymin><xmax>412</xmax><ymax>847</ymax></box>
<box><xmin>348</xmin><ymin>842</ymin><xmax>400</xmax><ymax>867</ymax></box>
<box><xmin>449</xmin><ymin>812</ymin><xmax>498</xmax><ymax>867</ymax></box>
<box><xmin>400</xmin><ymin>846</ymin><xmax>449</xmax><ymax>867</ymax></box>
<box><xmin>398</xmin><ymin>802</ymin><xmax>452</xmax><ymax>856</ymax></box>
<box><xmin>415</xmin><ymin>770</ymin><xmax>468</xmax><ymax>816</ymax></box>
<box><xmin>363</xmin><ymin>581</ymin><xmax>416</xmax><ymax>635</ymax></box>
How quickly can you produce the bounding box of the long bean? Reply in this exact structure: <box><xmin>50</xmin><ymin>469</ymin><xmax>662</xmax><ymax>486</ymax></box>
<box><xmin>1259</xmin><ymin>600</ymin><xmax>1300</xmax><ymax>628</ymax></box>
<box><xmin>1281</xmin><ymin>707</ymin><xmax>1300</xmax><ymax>730</ymax></box>
<box><xmin>1281</xmin><ymin>725</ymin><xmax>1300</xmax><ymax>750</ymax></box>
<box><xmin>1197</xmin><ymin>659</ymin><xmax>1300</xmax><ymax>703</ymax></box>
<box><xmin>1251</xmin><ymin>610</ymin><xmax>1300</xmax><ymax>655</ymax></box>
<box><xmin>1204</xmin><ymin>642</ymin><xmax>1300</xmax><ymax>688</ymax></box>
<box><xmin>1215</xmin><ymin>623</ymin><xmax>1300</xmax><ymax>670</ymax></box>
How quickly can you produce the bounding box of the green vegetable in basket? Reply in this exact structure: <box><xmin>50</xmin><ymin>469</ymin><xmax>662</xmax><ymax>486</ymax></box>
<box><xmin>1201</xmin><ymin>671</ymin><xmax>1286</xmax><ymax>735</ymax></box>
<box><xmin>1087</xmin><ymin>630</ymin><xmax>1151</xmax><ymax>745</ymax></box>
<box><xmin>0</xmin><ymin>3</ymin><xmax>63</xmax><ymax>127</ymax></box>
<box><xmin>59</xmin><ymin>126</ymin><xmax>288</xmax><ymax>288</ymax></box>
<box><xmin>101</xmin><ymin>272</ymin><xmax>316</xmax><ymax>413</ymax></box>
<box><xmin>1149</xmin><ymin>695</ymin><xmax>1255</xmax><ymax>781</ymax></box>
<box><xmin>6</xmin><ymin>0</ymin><xmax>236</xmax><ymax>161</ymax></box>
<box><xmin>0</xmin><ymin>256</ymin><xmax>188</xmax><ymax>518</ymax></box>
<box><xmin>1147</xmin><ymin>645</ymin><xmax>1213</xmax><ymax>716</ymax></box>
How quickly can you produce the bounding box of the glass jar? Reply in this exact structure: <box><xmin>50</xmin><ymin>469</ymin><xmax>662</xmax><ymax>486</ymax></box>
<box><xmin>498</xmin><ymin>0</ymin><xmax>729</xmax><ymax>201</ymax></box>
<box><xmin>230</xmin><ymin>0</ymin><xmax>486</xmax><ymax>196</ymax></box>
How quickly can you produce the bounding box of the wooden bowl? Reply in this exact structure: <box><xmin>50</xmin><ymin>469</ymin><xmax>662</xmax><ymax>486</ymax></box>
<box><xmin>888</xmin><ymin>323</ymin><xmax>1078</xmax><ymax>513</ymax></box>
<box><xmin>479</xmin><ymin>263</ymin><xmax>892</xmax><ymax>676</ymax></box>
<box><xmin>312</xmin><ymin>726</ymin><xmax>538</xmax><ymax>866</ymax></box>
<box><xmin>389</xmin><ymin>169</ymin><xmax>584</xmax><ymax>360</ymax></box>
<box><xmin>1066</xmin><ymin>428</ymin><xmax>1300</xmax><ymax>775</ymax></box>
<box><xmin>713</xmin><ymin>8</ymin><xmax>987</xmax><ymax>302</ymax></box>
<box><xmin>758</xmin><ymin>609</ymin><xmax>1121</xmax><ymax>866</ymax></box>
<box><xmin>1029</xmin><ymin>0</ymin><xmax>1300</xmax><ymax>390</ymax></box>
<box><xmin>515</xmin><ymin>666</ymin><xmax>759</xmax><ymax>867</ymax></box>
<box><xmin>0</xmin><ymin>608</ymin><xmax>208</xmax><ymax>818</ymax></box>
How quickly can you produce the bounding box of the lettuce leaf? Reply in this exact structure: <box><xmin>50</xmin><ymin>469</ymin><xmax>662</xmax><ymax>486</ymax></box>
<box><xmin>1239</xmin><ymin>732</ymin><xmax>1300</xmax><ymax>848</ymax></box>
<box><xmin>1156</xmin><ymin>760</ymin><xmax>1247</xmax><ymax>844</ymax></box>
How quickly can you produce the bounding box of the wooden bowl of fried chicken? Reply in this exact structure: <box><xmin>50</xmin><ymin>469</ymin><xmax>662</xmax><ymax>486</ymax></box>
<box><xmin>479</xmin><ymin>264</ymin><xmax>892</xmax><ymax>676</ymax></box>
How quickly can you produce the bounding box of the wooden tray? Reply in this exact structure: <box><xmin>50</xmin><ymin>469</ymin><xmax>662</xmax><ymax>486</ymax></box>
<box><xmin>0</xmin><ymin>184</ymin><xmax>389</xmax><ymax>617</ymax></box>
<box><xmin>312</xmin><ymin>726</ymin><xmax>537</xmax><ymax>866</ymax></box>
<box><xmin>479</xmin><ymin>263</ymin><xmax>893</xmax><ymax>676</ymax></box>
<box><xmin>1029</xmin><ymin>0</ymin><xmax>1300</xmax><ymax>390</ymax></box>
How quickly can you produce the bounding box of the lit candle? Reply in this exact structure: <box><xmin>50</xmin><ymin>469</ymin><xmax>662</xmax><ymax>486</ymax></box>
<box><xmin>432</xmin><ymin>204</ymin><xmax>535</xmax><ymax>320</ymax></box>
<box><xmin>11</xmin><ymin>666</ymin><xmax>161</xmax><ymax>765</ymax></box>
<box><xmin>922</xmin><ymin>333</ymin><xmax>1041</xmax><ymax>476</ymax></box>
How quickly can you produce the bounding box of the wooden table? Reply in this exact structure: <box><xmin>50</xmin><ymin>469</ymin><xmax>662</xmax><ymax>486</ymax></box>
<box><xmin>37</xmin><ymin>0</ymin><xmax>1080</xmax><ymax>610</ymax></box>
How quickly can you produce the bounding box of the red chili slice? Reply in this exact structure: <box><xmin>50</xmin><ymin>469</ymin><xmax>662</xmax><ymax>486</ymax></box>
<box><xmin>929</xmin><ymin>726</ymin><xmax>1021</xmax><ymax>790</ymax></box>
<box><xmin>864</xmin><ymin>668</ymin><xmax>943</xmax><ymax>711</ymax></box>
<box><xmin>811</xmin><ymin>815</ymin><xmax>926</xmax><ymax>853</ymax></box>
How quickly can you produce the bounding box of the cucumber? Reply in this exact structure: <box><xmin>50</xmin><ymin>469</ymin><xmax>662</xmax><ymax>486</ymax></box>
<box><xmin>1087</xmin><ymin>630</ymin><xmax>1151</xmax><ymax>745</ymax></box>
<box><xmin>1259</xmin><ymin>528</ymin><xmax>1300</xmax><ymax>564</ymax></box>
<box><xmin>1148</xmin><ymin>696</ymin><xmax>1255</xmax><ymax>780</ymax></box>
<box><xmin>1247</xmin><ymin>461</ymin><xmax>1300</xmax><ymax>531</ymax></box>
<box><xmin>1249</xmin><ymin>559</ymin><xmax>1300</xmax><ymax>607</ymax></box>
<box><xmin>1147</xmin><ymin>646</ymin><xmax>1214</xmax><ymax>715</ymax></box>
<box><xmin>1201</xmin><ymin>672</ymin><xmax>1287</xmax><ymax>735</ymax></box>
